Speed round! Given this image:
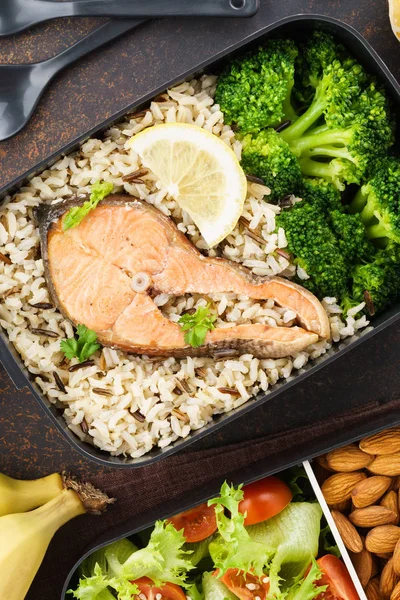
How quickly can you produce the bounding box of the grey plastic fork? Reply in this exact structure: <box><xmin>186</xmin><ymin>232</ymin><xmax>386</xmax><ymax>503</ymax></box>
<box><xmin>0</xmin><ymin>19</ymin><xmax>146</xmax><ymax>141</ymax></box>
<box><xmin>0</xmin><ymin>0</ymin><xmax>259</xmax><ymax>36</ymax></box>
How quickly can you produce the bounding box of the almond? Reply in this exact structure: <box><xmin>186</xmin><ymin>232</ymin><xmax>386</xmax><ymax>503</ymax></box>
<box><xmin>315</xmin><ymin>454</ymin><xmax>335</xmax><ymax>472</ymax></box>
<box><xmin>326</xmin><ymin>444</ymin><xmax>374</xmax><ymax>472</ymax></box>
<box><xmin>391</xmin><ymin>581</ymin><xmax>400</xmax><ymax>600</ymax></box>
<box><xmin>331</xmin><ymin>509</ymin><xmax>363</xmax><ymax>553</ymax></box>
<box><xmin>380</xmin><ymin>559</ymin><xmax>399</xmax><ymax>597</ymax></box>
<box><xmin>366</xmin><ymin>525</ymin><xmax>400</xmax><ymax>554</ymax></box>
<box><xmin>366</xmin><ymin>577</ymin><xmax>384</xmax><ymax>600</ymax></box>
<box><xmin>352</xmin><ymin>476</ymin><xmax>393</xmax><ymax>508</ymax></box>
<box><xmin>368</xmin><ymin>455</ymin><xmax>400</xmax><ymax>477</ymax></box>
<box><xmin>349</xmin><ymin>544</ymin><xmax>374</xmax><ymax>587</ymax></box>
<box><xmin>381</xmin><ymin>491</ymin><xmax>400</xmax><ymax>525</ymax></box>
<box><xmin>361</xmin><ymin>428</ymin><xmax>400</xmax><ymax>456</ymax></box>
<box><xmin>350</xmin><ymin>506</ymin><xmax>398</xmax><ymax>528</ymax></box>
<box><xmin>331</xmin><ymin>498</ymin><xmax>352</xmax><ymax>513</ymax></box>
<box><xmin>322</xmin><ymin>471</ymin><xmax>367</xmax><ymax>505</ymax></box>
<box><xmin>393</xmin><ymin>538</ymin><xmax>400</xmax><ymax>575</ymax></box>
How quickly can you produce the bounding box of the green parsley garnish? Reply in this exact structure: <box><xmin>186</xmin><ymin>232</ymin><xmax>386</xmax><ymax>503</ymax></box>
<box><xmin>60</xmin><ymin>324</ymin><xmax>100</xmax><ymax>363</ymax></box>
<box><xmin>62</xmin><ymin>180</ymin><xmax>114</xmax><ymax>230</ymax></box>
<box><xmin>178</xmin><ymin>304</ymin><xmax>217</xmax><ymax>348</ymax></box>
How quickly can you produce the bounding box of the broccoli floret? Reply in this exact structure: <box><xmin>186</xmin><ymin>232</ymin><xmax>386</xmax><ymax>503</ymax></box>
<box><xmin>343</xmin><ymin>255</ymin><xmax>400</xmax><ymax>316</ymax></box>
<box><xmin>294</xmin><ymin>31</ymin><xmax>346</xmax><ymax>105</ymax></box>
<box><xmin>215</xmin><ymin>39</ymin><xmax>298</xmax><ymax>134</ymax></box>
<box><xmin>329</xmin><ymin>210</ymin><xmax>376</xmax><ymax>263</ymax></box>
<box><xmin>280</xmin><ymin>49</ymin><xmax>394</xmax><ymax>190</ymax></box>
<box><xmin>240</xmin><ymin>129</ymin><xmax>302</xmax><ymax>201</ymax></box>
<box><xmin>276</xmin><ymin>201</ymin><xmax>349</xmax><ymax>298</ymax></box>
<box><xmin>349</xmin><ymin>156</ymin><xmax>400</xmax><ymax>244</ymax></box>
<box><xmin>296</xmin><ymin>177</ymin><xmax>343</xmax><ymax>214</ymax></box>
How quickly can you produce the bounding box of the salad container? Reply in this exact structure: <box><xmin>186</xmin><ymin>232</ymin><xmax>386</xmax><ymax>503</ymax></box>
<box><xmin>61</xmin><ymin>441</ymin><xmax>381</xmax><ymax>599</ymax></box>
<box><xmin>1</xmin><ymin>15</ymin><xmax>400</xmax><ymax>467</ymax></box>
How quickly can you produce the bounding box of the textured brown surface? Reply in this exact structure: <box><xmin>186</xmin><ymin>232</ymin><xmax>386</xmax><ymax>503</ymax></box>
<box><xmin>0</xmin><ymin>0</ymin><xmax>400</xmax><ymax>596</ymax></box>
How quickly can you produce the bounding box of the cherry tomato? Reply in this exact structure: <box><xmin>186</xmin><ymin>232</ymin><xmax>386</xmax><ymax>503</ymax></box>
<box><xmin>239</xmin><ymin>476</ymin><xmax>293</xmax><ymax>526</ymax></box>
<box><xmin>313</xmin><ymin>555</ymin><xmax>359</xmax><ymax>600</ymax></box>
<box><xmin>168</xmin><ymin>503</ymin><xmax>217</xmax><ymax>543</ymax></box>
<box><xmin>131</xmin><ymin>577</ymin><xmax>186</xmax><ymax>600</ymax></box>
<box><xmin>218</xmin><ymin>569</ymin><xmax>270</xmax><ymax>600</ymax></box>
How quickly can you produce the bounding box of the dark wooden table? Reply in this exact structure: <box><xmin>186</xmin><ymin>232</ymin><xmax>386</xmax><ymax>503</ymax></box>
<box><xmin>1</xmin><ymin>0</ymin><xmax>399</xmax><ymax>481</ymax></box>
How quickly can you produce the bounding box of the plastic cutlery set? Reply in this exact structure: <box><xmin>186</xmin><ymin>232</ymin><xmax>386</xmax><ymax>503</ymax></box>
<box><xmin>0</xmin><ymin>0</ymin><xmax>259</xmax><ymax>140</ymax></box>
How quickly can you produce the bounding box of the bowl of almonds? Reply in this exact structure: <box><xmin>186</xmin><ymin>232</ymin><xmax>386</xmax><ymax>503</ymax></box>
<box><xmin>316</xmin><ymin>426</ymin><xmax>400</xmax><ymax>600</ymax></box>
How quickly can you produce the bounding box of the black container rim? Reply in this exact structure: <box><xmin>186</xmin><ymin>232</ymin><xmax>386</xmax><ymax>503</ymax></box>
<box><xmin>1</xmin><ymin>13</ymin><xmax>400</xmax><ymax>468</ymax></box>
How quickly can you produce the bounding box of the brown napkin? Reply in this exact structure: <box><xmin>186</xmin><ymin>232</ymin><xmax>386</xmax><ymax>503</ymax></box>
<box><xmin>27</xmin><ymin>398</ymin><xmax>399</xmax><ymax>600</ymax></box>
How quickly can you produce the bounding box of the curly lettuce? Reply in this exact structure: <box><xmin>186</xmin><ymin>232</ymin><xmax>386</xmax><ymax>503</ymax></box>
<box><xmin>70</xmin><ymin>522</ymin><xmax>194</xmax><ymax>599</ymax></box>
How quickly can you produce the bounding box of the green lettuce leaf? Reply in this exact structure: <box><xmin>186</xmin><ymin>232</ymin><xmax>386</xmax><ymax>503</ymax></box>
<box><xmin>208</xmin><ymin>482</ymin><xmax>273</xmax><ymax>577</ymax></box>
<box><xmin>319</xmin><ymin>522</ymin><xmax>341</xmax><ymax>558</ymax></box>
<box><xmin>281</xmin><ymin>467</ymin><xmax>314</xmax><ymax>503</ymax></box>
<box><xmin>68</xmin><ymin>563</ymin><xmax>139</xmax><ymax>600</ymax></box>
<box><xmin>105</xmin><ymin>521</ymin><xmax>194</xmax><ymax>586</ymax></box>
<box><xmin>202</xmin><ymin>571</ymin><xmax>237</xmax><ymax>600</ymax></box>
<box><xmin>71</xmin><ymin>522</ymin><xmax>194</xmax><ymax>598</ymax></box>
<box><xmin>247</xmin><ymin>502</ymin><xmax>322</xmax><ymax>596</ymax></box>
<box><xmin>285</xmin><ymin>559</ymin><xmax>327</xmax><ymax>600</ymax></box>
<box><xmin>185</xmin><ymin>537</ymin><xmax>213</xmax><ymax>567</ymax></box>
<box><xmin>63</xmin><ymin>180</ymin><xmax>114</xmax><ymax>230</ymax></box>
<box><xmin>187</xmin><ymin>580</ymin><xmax>205</xmax><ymax>600</ymax></box>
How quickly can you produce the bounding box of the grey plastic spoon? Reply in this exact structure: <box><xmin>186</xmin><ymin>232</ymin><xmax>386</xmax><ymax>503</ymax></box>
<box><xmin>0</xmin><ymin>0</ymin><xmax>259</xmax><ymax>37</ymax></box>
<box><xmin>0</xmin><ymin>19</ymin><xmax>146</xmax><ymax>141</ymax></box>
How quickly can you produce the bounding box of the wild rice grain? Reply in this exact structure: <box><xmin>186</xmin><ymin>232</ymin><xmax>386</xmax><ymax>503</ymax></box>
<box><xmin>30</xmin><ymin>328</ymin><xmax>59</xmax><ymax>338</ymax></box>
<box><xmin>244</xmin><ymin>231</ymin><xmax>265</xmax><ymax>245</ymax></box>
<box><xmin>30</xmin><ymin>302</ymin><xmax>54</xmax><ymax>309</ymax></box>
<box><xmin>92</xmin><ymin>388</ymin><xmax>113</xmax><ymax>397</ymax></box>
<box><xmin>4</xmin><ymin>286</ymin><xmax>20</xmax><ymax>298</ymax></box>
<box><xmin>245</xmin><ymin>174</ymin><xmax>265</xmax><ymax>185</ymax></box>
<box><xmin>131</xmin><ymin>410</ymin><xmax>146</xmax><ymax>423</ymax></box>
<box><xmin>171</xmin><ymin>409</ymin><xmax>189</xmax><ymax>422</ymax></box>
<box><xmin>128</xmin><ymin>109</ymin><xmax>148</xmax><ymax>120</ymax></box>
<box><xmin>53</xmin><ymin>371</ymin><xmax>67</xmax><ymax>393</ymax></box>
<box><xmin>274</xmin><ymin>119</ymin><xmax>291</xmax><ymax>132</ymax></box>
<box><xmin>0</xmin><ymin>251</ymin><xmax>12</xmax><ymax>265</ymax></box>
<box><xmin>68</xmin><ymin>360</ymin><xmax>95</xmax><ymax>372</ymax></box>
<box><xmin>99</xmin><ymin>351</ymin><xmax>106</xmax><ymax>371</ymax></box>
<box><xmin>364</xmin><ymin>290</ymin><xmax>375</xmax><ymax>316</ymax></box>
<box><xmin>218</xmin><ymin>387</ymin><xmax>241</xmax><ymax>397</ymax></box>
<box><xmin>175</xmin><ymin>379</ymin><xmax>192</xmax><ymax>394</ymax></box>
<box><xmin>195</xmin><ymin>367</ymin><xmax>207</xmax><ymax>378</ymax></box>
<box><xmin>276</xmin><ymin>248</ymin><xmax>291</xmax><ymax>260</ymax></box>
<box><xmin>122</xmin><ymin>168</ymin><xmax>149</xmax><ymax>182</ymax></box>
<box><xmin>80</xmin><ymin>418</ymin><xmax>89</xmax><ymax>435</ymax></box>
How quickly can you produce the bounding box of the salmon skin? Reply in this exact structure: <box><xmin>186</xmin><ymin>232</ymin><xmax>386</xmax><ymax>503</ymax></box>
<box><xmin>36</xmin><ymin>194</ymin><xmax>330</xmax><ymax>359</ymax></box>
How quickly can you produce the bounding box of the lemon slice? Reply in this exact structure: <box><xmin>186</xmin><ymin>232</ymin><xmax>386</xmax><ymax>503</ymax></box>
<box><xmin>128</xmin><ymin>123</ymin><xmax>247</xmax><ymax>247</ymax></box>
<box><xmin>389</xmin><ymin>0</ymin><xmax>400</xmax><ymax>40</ymax></box>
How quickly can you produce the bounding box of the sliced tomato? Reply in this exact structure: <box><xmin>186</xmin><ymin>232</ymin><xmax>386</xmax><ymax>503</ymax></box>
<box><xmin>313</xmin><ymin>555</ymin><xmax>359</xmax><ymax>600</ymax></box>
<box><xmin>239</xmin><ymin>476</ymin><xmax>292</xmax><ymax>526</ymax></box>
<box><xmin>218</xmin><ymin>569</ymin><xmax>270</xmax><ymax>600</ymax></box>
<box><xmin>131</xmin><ymin>577</ymin><xmax>186</xmax><ymax>600</ymax></box>
<box><xmin>168</xmin><ymin>502</ymin><xmax>217</xmax><ymax>543</ymax></box>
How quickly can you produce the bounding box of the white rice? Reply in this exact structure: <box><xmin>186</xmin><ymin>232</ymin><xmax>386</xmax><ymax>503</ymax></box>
<box><xmin>0</xmin><ymin>75</ymin><xmax>370</xmax><ymax>458</ymax></box>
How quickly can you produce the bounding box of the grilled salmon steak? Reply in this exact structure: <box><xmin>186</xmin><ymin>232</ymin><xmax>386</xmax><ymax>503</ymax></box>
<box><xmin>37</xmin><ymin>195</ymin><xmax>330</xmax><ymax>358</ymax></box>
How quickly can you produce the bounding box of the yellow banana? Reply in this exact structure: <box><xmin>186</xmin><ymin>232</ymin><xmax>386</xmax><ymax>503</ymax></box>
<box><xmin>0</xmin><ymin>489</ymin><xmax>86</xmax><ymax>600</ymax></box>
<box><xmin>0</xmin><ymin>472</ymin><xmax>63</xmax><ymax>516</ymax></box>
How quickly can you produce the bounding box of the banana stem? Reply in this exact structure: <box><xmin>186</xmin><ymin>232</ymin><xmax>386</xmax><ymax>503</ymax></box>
<box><xmin>0</xmin><ymin>472</ymin><xmax>64</xmax><ymax>517</ymax></box>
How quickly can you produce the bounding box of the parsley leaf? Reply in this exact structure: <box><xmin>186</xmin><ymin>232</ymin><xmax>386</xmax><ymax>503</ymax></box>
<box><xmin>178</xmin><ymin>304</ymin><xmax>217</xmax><ymax>348</ymax></box>
<box><xmin>63</xmin><ymin>180</ymin><xmax>114</xmax><ymax>230</ymax></box>
<box><xmin>60</xmin><ymin>324</ymin><xmax>100</xmax><ymax>363</ymax></box>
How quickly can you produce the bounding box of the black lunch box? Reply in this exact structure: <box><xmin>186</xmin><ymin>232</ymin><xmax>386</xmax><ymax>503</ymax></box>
<box><xmin>61</xmin><ymin>420</ymin><xmax>400</xmax><ymax>599</ymax></box>
<box><xmin>1</xmin><ymin>15</ymin><xmax>400</xmax><ymax>467</ymax></box>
